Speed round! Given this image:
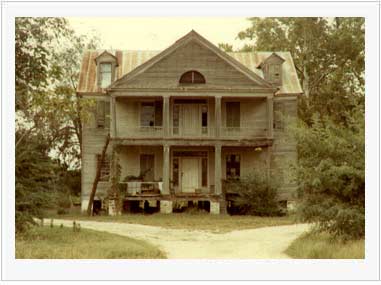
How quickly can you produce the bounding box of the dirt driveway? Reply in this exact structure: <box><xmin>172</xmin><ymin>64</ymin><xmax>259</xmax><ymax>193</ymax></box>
<box><xmin>52</xmin><ymin>219</ymin><xmax>309</xmax><ymax>259</ymax></box>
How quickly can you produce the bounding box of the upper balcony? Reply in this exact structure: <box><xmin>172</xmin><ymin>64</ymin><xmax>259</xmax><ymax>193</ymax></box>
<box><xmin>111</xmin><ymin>96</ymin><xmax>273</xmax><ymax>142</ymax></box>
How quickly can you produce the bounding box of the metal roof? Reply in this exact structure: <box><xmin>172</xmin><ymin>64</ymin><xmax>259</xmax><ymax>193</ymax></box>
<box><xmin>77</xmin><ymin>49</ymin><xmax>303</xmax><ymax>95</ymax></box>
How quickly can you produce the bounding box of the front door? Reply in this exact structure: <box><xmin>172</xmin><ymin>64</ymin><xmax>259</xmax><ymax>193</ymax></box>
<box><xmin>181</xmin><ymin>158</ymin><xmax>199</xmax><ymax>193</ymax></box>
<box><xmin>181</xmin><ymin>104</ymin><xmax>200</xmax><ymax>136</ymax></box>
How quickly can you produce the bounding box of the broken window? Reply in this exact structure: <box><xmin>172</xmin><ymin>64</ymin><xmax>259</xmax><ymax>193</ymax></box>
<box><xmin>201</xmin><ymin>104</ymin><xmax>208</xmax><ymax>134</ymax></box>
<box><xmin>269</xmin><ymin>64</ymin><xmax>281</xmax><ymax>85</ymax></box>
<box><xmin>226</xmin><ymin>154</ymin><xmax>240</xmax><ymax>179</ymax></box>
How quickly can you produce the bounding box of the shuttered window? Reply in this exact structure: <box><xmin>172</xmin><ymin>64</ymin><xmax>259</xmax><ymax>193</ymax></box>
<box><xmin>96</xmin><ymin>101</ymin><xmax>110</xmax><ymax>128</ymax></box>
<box><xmin>269</xmin><ymin>64</ymin><xmax>281</xmax><ymax>85</ymax></box>
<box><xmin>140</xmin><ymin>154</ymin><xmax>155</xmax><ymax>181</ymax></box>
<box><xmin>226</xmin><ymin>102</ymin><xmax>240</xmax><ymax>127</ymax></box>
<box><xmin>274</xmin><ymin>102</ymin><xmax>285</xmax><ymax>130</ymax></box>
<box><xmin>96</xmin><ymin>154</ymin><xmax>110</xmax><ymax>182</ymax></box>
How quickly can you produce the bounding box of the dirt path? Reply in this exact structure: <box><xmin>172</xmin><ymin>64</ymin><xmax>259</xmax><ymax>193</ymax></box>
<box><xmin>50</xmin><ymin>219</ymin><xmax>309</xmax><ymax>259</ymax></box>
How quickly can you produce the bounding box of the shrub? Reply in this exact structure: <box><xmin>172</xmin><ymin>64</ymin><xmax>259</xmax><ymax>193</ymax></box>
<box><xmin>291</xmin><ymin>109</ymin><xmax>365</xmax><ymax>239</ymax></box>
<box><xmin>224</xmin><ymin>169</ymin><xmax>282</xmax><ymax>216</ymax></box>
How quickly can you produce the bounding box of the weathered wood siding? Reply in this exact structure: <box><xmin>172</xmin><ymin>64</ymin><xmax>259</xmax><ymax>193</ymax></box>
<box><xmin>272</xmin><ymin>96</ymin><xmax>298</xmax><ymax>200</ymax></box>
<box><xmin>221</xmin><ymin>147</ymin><xmax>267</xmax><ymax>179</ymax></box>
<box><xmin>118</xmin><ymin>146</ymin><xmax>163</xmax><ymax>181</ymax></box>
<box><xmin>117</xmin><ymin>41</ymin><xmax>259</xmax><ymax>89</ymax></box>
<box><xmin>81</xmin><ymin>97</ymin><xmax>111</xmax><ymax>210</ymax></box>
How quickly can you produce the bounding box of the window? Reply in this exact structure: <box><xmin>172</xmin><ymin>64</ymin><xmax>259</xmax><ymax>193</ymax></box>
<box><xmin>100</xmin><ymin>63</ymin><xmax>112</xmax><ymax>88</ymax></box>
<box><xmin>201</xmin><ymin>157</ymin><xmax>208</xmax><ymax>187</ymax></box>
<box><xmin>201</xmin><ymin>105</ymin><xmax>208</xmax><ymax>134</ymax></box>
<box><xmin>179</xmin><ymin>70</ymin><xmax>206</xmax><ymax>84</ymax></box>
<box><xmin>268</xmin><ymin>64</ymin><xmax>281</xmax><ymax>85</ymax></box>
<box><xmin>140</xmin><ymin>101</ymin><xmax>162</xmax><ymax>127</ymax></box>
<box><xmin>274</xmin><ymin>102</ymin><xmax>285</xmax><ymax>130</ymax></box>
<box><xmin>226</xmin><ymin>154</ymin><xmax>240</xmax><ymax>179</ymax></box>
<box><xmin>173</xmin><ymin>104</ymin><xmax>180</xmax><ymax>134</ymax></box>
<box><xmin>172</xmin><ymin>158</ymin><xmax>179</xmax><ymax>186</ymax></box>
<box><xmin>140</xmin><ymin>154</ymin><xmax>155</xmax><ymax>181</ymax></box>
<box><xmin>226</xmin><ymin>102</ymin><xmax>240</xmax><ymax>128</ymax></box>
<box><xmin>97</xmin><ymin>154</ymin><xmax>110</xmax><ymax>182</ymax></box>
<box><xmin>96</xmin><ymin>101</ymin><xmax>110</xmax><ymax>128</ymax></box>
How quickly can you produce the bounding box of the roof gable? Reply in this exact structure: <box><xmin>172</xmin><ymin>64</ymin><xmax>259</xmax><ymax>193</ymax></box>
<box><xmin>110</xmin><ymin>30</ymin><xmax>273</xmax><ymax>89</ymax></box>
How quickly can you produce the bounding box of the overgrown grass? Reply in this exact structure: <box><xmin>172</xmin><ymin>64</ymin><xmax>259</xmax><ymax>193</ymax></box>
<box><xmin>285</xmin><ymin>231</ymin><xmax>365</xmax><ymax>259</ymax></box>
<box><xmin>16</xmin><ymin>226</ymin><xmax>166</xmax><ymax>259</ymax></box>
<box><xmin>48</xmin><ymin>211</ymin><xmax>297</xmax><ymax>233</ymax></box>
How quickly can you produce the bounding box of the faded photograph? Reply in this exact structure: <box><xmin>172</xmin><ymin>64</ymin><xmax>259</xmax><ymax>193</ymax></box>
<box><xmin>15</xmin><ymin>17</ymin><xmax>365</xmax><ymax>259</ymax></box>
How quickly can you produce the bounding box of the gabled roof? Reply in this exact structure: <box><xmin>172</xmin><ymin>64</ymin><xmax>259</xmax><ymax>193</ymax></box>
<box><xmin>94</xmin><ymin>50</ymin><xmax>118</xmax><ymax>65</ymax></box>
<box><xmin>77</xmin><ymin>37</ymin><xmax>303</xmax><ymax>95</ymax></box>
<box><xmin>257</xmin><ymin>52</ymin><xmax>286</xmax><ymax>69</ymax></box>
<box><xmin>110</xmin><ymin>30</ymin><xmax>273</xmax><ymax>89</ymax></box>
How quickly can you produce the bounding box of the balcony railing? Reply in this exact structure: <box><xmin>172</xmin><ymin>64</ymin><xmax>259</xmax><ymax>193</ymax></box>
<box><xmin>117</xmin><ymin>126</ymin><xmax>163</xmax><ymax>138</ymax></box>
<box><xmin>118</xmin><ymin>181</ymin><xmax>162</xmax><ymax>196</ymax></box>
<box><xmin>220</xmin><ymin>127</ymin><xmax>268</xmax><ymax>138</ymax></box>
<box><xmin>115</xmin><ymin>126</ymin><xmax>268</xmax><ymax>139</ymax></box>
<box><xmin>171</xmin><ymin>127</ymin><xmax>212</xmax><ymax>137</ymax></box>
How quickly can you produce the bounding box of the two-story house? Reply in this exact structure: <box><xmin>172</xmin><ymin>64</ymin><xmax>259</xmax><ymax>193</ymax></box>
<box><xmin>77</xmin><ymin>31</ymin><xmax>303</xmax><ymax>215</ymax></box>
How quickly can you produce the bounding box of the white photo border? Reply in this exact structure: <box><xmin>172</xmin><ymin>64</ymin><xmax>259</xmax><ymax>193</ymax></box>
<box><xmin>1</xmin><ymin>0</ymin><xmax>379</xmax><ymax>281</ymax></box>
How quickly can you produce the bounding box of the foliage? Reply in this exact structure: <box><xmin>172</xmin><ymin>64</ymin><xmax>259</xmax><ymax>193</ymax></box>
<box><xmin>224</xmin><ymin>17</ymin><xmax>364</xmax><ymax>125</ymax></box>
<box><xmin>218</xmin><ymin>42</ymin><xmax>233</xmax><ymax>52</ymax></box>
<box><xmin>224</xmin><ymin>169</ymin><xmax>282</xmax><ymax>216</ymax></box>
<box><xmin>15</xmin><ymin>134</ymin><xmax>59</xmax><ymax>232</ymax></box>
<box><xmin>285</xmin><ymin>231</ymin><xmax>364</xmax><ymax>259</ymax></box>
<box><xmin>291</xmin><ymin>108</ymin><xmax>365</xmax><ymax>239</ymax></box>
<box><xmin>16</xmin><ymin>226</ymin><xmax>166</xmax><ymax>259</ymax></box>
<box><xmin>16</xmin><ymin>17</ymin><xmax>100</xmax><ymax>168</ymax></box>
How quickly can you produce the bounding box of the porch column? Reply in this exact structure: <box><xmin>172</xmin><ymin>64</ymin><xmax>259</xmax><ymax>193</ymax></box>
<box><xmin>267</xmin><ymin>95</ymin><xmax>274</xmax><ymax>138</ymax></box>
<box><xmin>215</xmin><ymin>96</ymin><xmax>222</xmax><ymax>137</ymax></box>
<box><xmin>163</xmin><ymin>96</ymin><xmax>170</xmax><ymax>137</ymax></box>
<box><xmin>162</xmin><ymin>144</ymin><xmax>170</xmax><ymax>195</ymax></box>
<box><xmin>214</xmin><ymin>144</ymin><xmax>222</xmax><ymax>195</ymax></box>
<box><xmin>111</xmin><ymin>96</ymin><xmax>117</xmax><ymax>137</ymax></box>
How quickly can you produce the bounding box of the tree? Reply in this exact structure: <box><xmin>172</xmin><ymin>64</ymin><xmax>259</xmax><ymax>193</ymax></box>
<box><xmin>290</xmin><ymin>107</ymin><xmax>365</xmax><ymax>239</ymax></box>
<box><xmin>227</xmin><ymin>17</ymin><xmax>364</xmax><ymax>125</ymax></box>
<box><xmin>15</xmin><ymin>18</ymin><xmax>100</xmax><ymax>230</ymax></box>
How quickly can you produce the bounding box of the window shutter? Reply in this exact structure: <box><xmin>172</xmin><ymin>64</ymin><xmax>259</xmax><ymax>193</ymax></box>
<box><xmin>96</xmin><ymin>101</ymin><xmax>105</xmax><ymax>128</ymax></box>
<box><xmin>226</xmin><ymin>102</ymin><xmax>240</xmax><ymax>127</ymax></box>
<box><xmin>104</xmin><ymin>102</ymin><xmax>110</xmax><ymax>129</ymax></box>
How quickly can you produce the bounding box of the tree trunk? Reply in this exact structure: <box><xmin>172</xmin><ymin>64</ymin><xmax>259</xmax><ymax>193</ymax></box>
<box><xmin>87</xmin><ymin>133</ymin><xmax>110</xmax><ymax>216</ymax></box>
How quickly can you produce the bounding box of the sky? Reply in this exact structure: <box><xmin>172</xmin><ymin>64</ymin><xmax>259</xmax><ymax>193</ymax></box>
<box><xmin>67</xmin><ymin>17</ymin><xmax>252</xmax><ymax>51</ymax></box>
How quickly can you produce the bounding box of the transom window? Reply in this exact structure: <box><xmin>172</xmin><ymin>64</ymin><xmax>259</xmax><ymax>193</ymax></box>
<box><xmin>179</xmin><ymin>70</ymin><xmax>206</xmax><ymax>84</ymax></box>
<box><xmin>100</xmin><ymin>63</ymin><xmax>112</xmax><ymax>88</ymax></box>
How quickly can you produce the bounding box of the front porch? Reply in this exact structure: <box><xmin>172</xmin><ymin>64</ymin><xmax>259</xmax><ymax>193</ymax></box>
<box><xmin>110</xmin><ymin>144</ymin><xmax>270</xmax><ymax>214</ymax></box>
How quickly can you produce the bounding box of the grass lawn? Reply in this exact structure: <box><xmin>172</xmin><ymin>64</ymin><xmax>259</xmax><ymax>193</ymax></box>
<box><xmin>285</xmin><ymin>231</ymin><xmax>365</xmax><ymax>259</ymax></box>
<box><xmin>16</xmin><ymin>226</ymin><xmax>166</xmax><ymax>259</ymax></box>
<box><xmin>48</xmin><ymin>211</ymin><xmax>298</xmax><ymax>233</ymax></box>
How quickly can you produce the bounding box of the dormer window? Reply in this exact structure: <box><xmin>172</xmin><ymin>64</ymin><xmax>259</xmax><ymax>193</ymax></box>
<box><xmin>268</xmin><ymin>64</ymin><xmax>281</xmax><ymax>85</ymax></box>
<box><xmin>179</xmin><ymin>70</ymin><xmax>206</xmax><ymax>84</ymax></box>
<box><xmin>100</xmin><ymin>63</ymin><xmax>112</xmax><ymax>88</ymax></box>
<box><xmin>95</xmin><ymin>50</ymin><xmax>118</xmax><ymax>89</ymax></box>
<box><xmin>257</xmin><ymin>53</ymin><xmax>285</xmax><ymax>86</ymax></box>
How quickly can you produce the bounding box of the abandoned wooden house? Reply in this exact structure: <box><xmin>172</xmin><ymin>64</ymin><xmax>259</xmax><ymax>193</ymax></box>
<box><xmin>77</xmin><ymin>30</ymin><xmax>302</xmax><ymax>215</ymax></box>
